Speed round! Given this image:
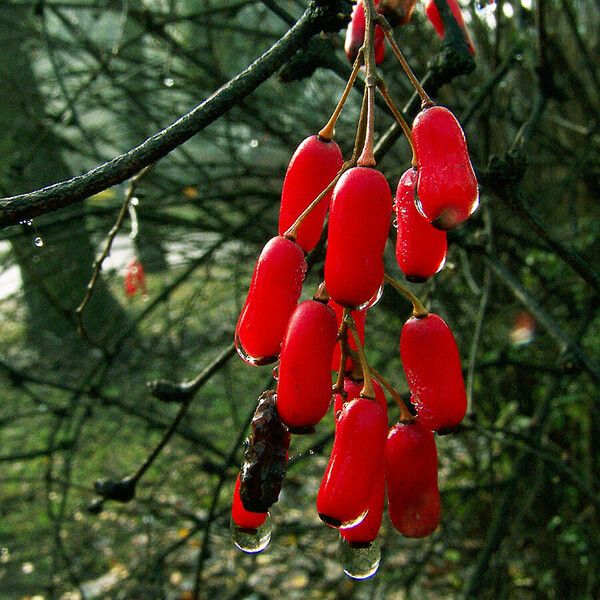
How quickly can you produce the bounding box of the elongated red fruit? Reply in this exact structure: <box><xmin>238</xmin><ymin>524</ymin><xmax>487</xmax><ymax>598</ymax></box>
<box><xmin>235</xmin><ymin>236</ymin><xmax>306</xmax><ymax>365</ymax></box>
<box><xmin>317</xmin><ymin>397</ymin><xmax>388</xmax><ymax>527</ymax></box>
<box><xmin>413</xmin><ymin>105</ymin><xmax>478</xmax><ymax>230</ymax></box>
<box><xmin>395</xmin><ymin>167</ymin><xmax>447</xmax><ymax>283</ymax></box>
<box><xmin>334</xmin><ymin>378</ymin><xmax>387</xmax><ymax>543</ymax></box>
<box><xmin>400</xmin><ymin>313</ymin><xmax>466</xmax><ymax>431</ymax></box>
<box><xmin>424</xmin><ymin>0</ymin><xmax>475</xmax><ymax>54</ymax></box>
<box><xmin>329</xmin><ymin>301</ymin><xmax>367</xmax><ymax>373</ymax></box>
<box><xmin>325</xmin><ymin>167</ymin><xmax>392</xmax><ymax>307</ymax></box>
<box><xmin>278</xmin><ymin>136</ymin><xmax>343</xmax><ymax>252</ymax></box>
<box><xmin>276</xmin><ymin>300</ymin><xmax>338</xmax><ymax>433</ymax></box>
<box><xmin>345</xmin><ymin>0</ymin><xmax>385</xmax><ymax>65</ymax></box>
<box><xmin>231</xmin><ymin>474</ymin><xmax>267</xmax><ymax>530</ymax></box>
<box><xmin>341</xmin><ymin>467</ymin><xmax>385</xmax><ymax>545</ymax></box>
<box><xmin>385</xmin><ymin>420</ymin><xmax>441</xmax><ymax>537</ymax></box>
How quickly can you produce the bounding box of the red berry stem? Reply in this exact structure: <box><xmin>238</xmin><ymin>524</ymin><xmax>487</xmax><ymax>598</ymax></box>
<box><xmin>345</xmin><ymin>313</ymin><xmax>376</xmax><ymax>400</ymax></box>
<box><xmin>383</xmin><ymin>273</ymin><xmax>428</xmax><ymax>318</ymax></box>
<box><xmin>378</xmin><ymin>16</ymin><xmax>434</xmax><ymax>108</ymax></box>
<box><xmin>368</xmin><ymin>364</ymin><xmax>414</xmax><ymax>423</ymax></box>
<box><xmin>357</xmin><ymin>0</ymin><xmax>379</xmax><ymax>167</ymax></box>
<box><xmin>376</xmin><ymin>78</ymin><xmax>416</xmax><ymax>166</ymax></box>
<box><xmin>319</xmin><ymin>49</ymin><xmax>364</xmax><ymax>142</ymax></box>
<box><xmin>278</xmin><ymin>136</ymin><xmax>344</xmax><ymax>251</ymax></box>
<box><xmin>351</xmin><ymin>88</ymin><xmax>369</xmax><ymax>162</ymax></box>
<box><xmin>333</xmin><ymin>307</ymin><xmax>351</xmax><ymax>394</ymax></box>
<box><xmin>313</xmin><ymin>281</ymin><xmax>330</xmax><ymax>303</ymax></box>
<box><xmin>283</xmin><ymin>161</ymin><xmax>353</xmax><ymax>242</ymax></box>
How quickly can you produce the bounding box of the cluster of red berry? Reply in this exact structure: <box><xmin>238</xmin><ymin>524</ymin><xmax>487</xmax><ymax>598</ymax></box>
<box><xmin>229</xmin><ymin>0</ymin><xmax>478</xmax><ymax>578</ymax></box>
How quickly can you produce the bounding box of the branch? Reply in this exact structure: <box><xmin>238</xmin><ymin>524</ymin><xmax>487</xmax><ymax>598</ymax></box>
<box><xmin>0</xmin><ymin>0</ymin><xmax>346</xmax><ymax>229</ymax></box>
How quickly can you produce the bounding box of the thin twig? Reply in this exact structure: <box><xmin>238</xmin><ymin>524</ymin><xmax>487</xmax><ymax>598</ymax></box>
<box><xmin>75</xmin><ymin>165</ymin><xmax>153</xmax><ymax>344</ymax></box>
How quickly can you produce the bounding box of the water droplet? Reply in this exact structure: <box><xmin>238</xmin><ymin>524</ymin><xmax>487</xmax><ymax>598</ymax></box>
<box><xmin>309</xmin><ymin>449</ymin><xmax>314</xmax><ymax>455</ymax></box>
<box><xmin>435</xmin><ymin>253</ymin><xmax>447</xmax><ymax>274</ymax></box>
<box><xmin>33</xmin><ymin>236</ymin><xmax>44</xmax><ymax>247</ymax></box>
<box><xmin>356</xmin><ymin>284</ymin><xmax>384</xmax><ymax>311</ymax></box>
<box><xmin>468</xmin><ymin>187</ymin><xmax>480</xmax><ymax>218</ymax></box>
<box><xmin>234</xmin><ymin>333</ymin><xmax>278</xmax><ymax>366</ymax></box>
<box><xmin>339</xmin><ymin>508</ymin><xmax>369</xmax><ymax>530</ymax></box>
<box><xmin>131</xmin><ymin>196</ymin><xmax>139</xmax><ymax>206</ymax></box>
<box><xmin>392</xmin><ymin>217</ymin><xmax>398</xmax><ymax>229</ymax></box>
<box><xmin>163</xmin><ymin>77</ymin><xmax>174</xmax><ymax>87</ymax></box>
<box><xmin>231</xmin><ymin>515</ymin><xmax>272</xmax><ymax>554</ymax></box>
<box><xmin>272</xmin><ymin>365</ymin><xmax>279</xmax><ymax>380</ymax></box>
<box><xmin>502</xmin><ymin>3</ymin><xmax>514</xmax><ymax>18</ymax></box>
<box><xmin>249</xmin><ymin>139</ymin><xmax>259</xmax><ymax>148</ymax></box>
<box><xmin>340</xmin><ymin>538</ymin><xmax>380</xmax><ymax>580</ymax></box>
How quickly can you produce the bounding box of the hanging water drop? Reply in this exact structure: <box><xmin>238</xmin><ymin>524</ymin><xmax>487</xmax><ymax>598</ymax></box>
<box><xmin>340</xmin><ymin>537</ymin><xmax>381</xmax><ymax>580</ymax></box>
<box><xmin>230</xmin><ymin>514</ymin><xmax>272</xmax><ymax>554</ymax></box>
<box><xmin>234</xmin><ymin>332</ymin><xmax>278</xmax><ymax>366</ymax></box>
<box><xmin>272</xmin><ymin>364</ymin><xmax>279</xmax><ymax>380</ymax></box>
<box><xmin>33</xmin><ymin>236</ymin><xmax>44</xmax><ymax>248</ymax></box>
<box><xmin>357</xmin><ymin>283</ymin><xmax>384</xmax><ymax>311</ymax></box>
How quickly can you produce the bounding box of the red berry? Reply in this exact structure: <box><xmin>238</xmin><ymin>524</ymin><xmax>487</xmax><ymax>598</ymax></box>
<box><xmin>394</xmin><ymin>167</ymin><xmax>447</xmax><ymax>282</ymax></box>
<box><xmin>385</xmin><ymin>420</ymin><xmax>441</xmax><ymax>537</ymax></box>
<box><xmin>325</xmin><ymin>167</ymin><xmax>392</xmax><ymax>307</ymax></box>
<box><xmin>341</xmin><ymin>467</ymin><xmax>385</xmax><ymax>545</ymax></box>
<box><xmin>276</xmin><ymin>300</ymin><xmax>338</xmax><ymax>433</ymax></box>
<box><xmin>317</xmin><ymin>397</ymin><xmax>388</xmax><ymax>527</ymax></box>
<box><xmin>412</xmin><ymin>106</ymin><xmax>478</xmax><ymax>230</ymax></box>
<box><xmin>124</xmin><ymin>258</ymin><xmax>146</xmax><ymax>297</ymax></box>
<box><xmin>278</xmin><ymin>136</ymin><xmax>343</xmax><ymax>252</ymax></box>
<box><xmin>400</xmin><ymin>313</ymin><xmax>466</xmax><ymax>432</ymax></box>
<box><xmin>329</xmin><ymin>301</ymin><xmax>367</xmax><ymax>373</ymax></box>
<box><xmin>235</xmin><ymin>236</ymin><xmax>306</xmax><ymax>365</ymax></box>
<box><xmin>231</xmin><ymin>474</ymin><xmax>267</xmax><ymax>530</ymax></box>
<box><xmin>424</xmin><ymin>0</ymin><xmax>475</xmax><ymax>54</ymax></box>
<box><xmin>345</xmin><ymin>0</ymin><xmax>386</xmax><ymax>66</ymax></box>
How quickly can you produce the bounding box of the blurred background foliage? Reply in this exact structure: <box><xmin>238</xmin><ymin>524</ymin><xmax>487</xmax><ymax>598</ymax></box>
<box><xmin>0</xmin><ymin>0</ymin><xmax>599</xmax><ymax>598</ymax></box>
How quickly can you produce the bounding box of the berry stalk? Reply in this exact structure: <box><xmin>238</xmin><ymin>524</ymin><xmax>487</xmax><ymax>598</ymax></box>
<box><xmin>368</xmin><ymin>364</ymin><xmax>414</xmax><ymax>423</ymax></box>
<box><xmin>376</xmin><ymin>78</ymin><xmax>416</xmax><ymax>165</ymax></box>
<box><xmin>379</xmin><ymin>17</ymin><xmax>433</xmax><ymax>107</ymax></box>
<box><xmin>384</xmin><ymin>273</ymin><xmax>428</xmax><ymax>317</ymax></box>
<box><xmin>319</xmin><ymin>49</ymin><xmax>364</xmax><ymax>142</ymax></box>
<box><xmin>346</xmin><ymin>313</ymin><xmax>376</xmax><ymax>399</ymax></box>
<box><xmin>357</xmin><ymin>0</ymin><xmax>379</xmax><ymax>167</ymax></box>
<box><xmin>333</xmin><ymin>307</ymin><xmax>351</xmax><ymax>394</ymax></box>
<box><xmin>283</xmin><ymin>161</ymin><xmax>354</xmax><ymax>242</ymax></box>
